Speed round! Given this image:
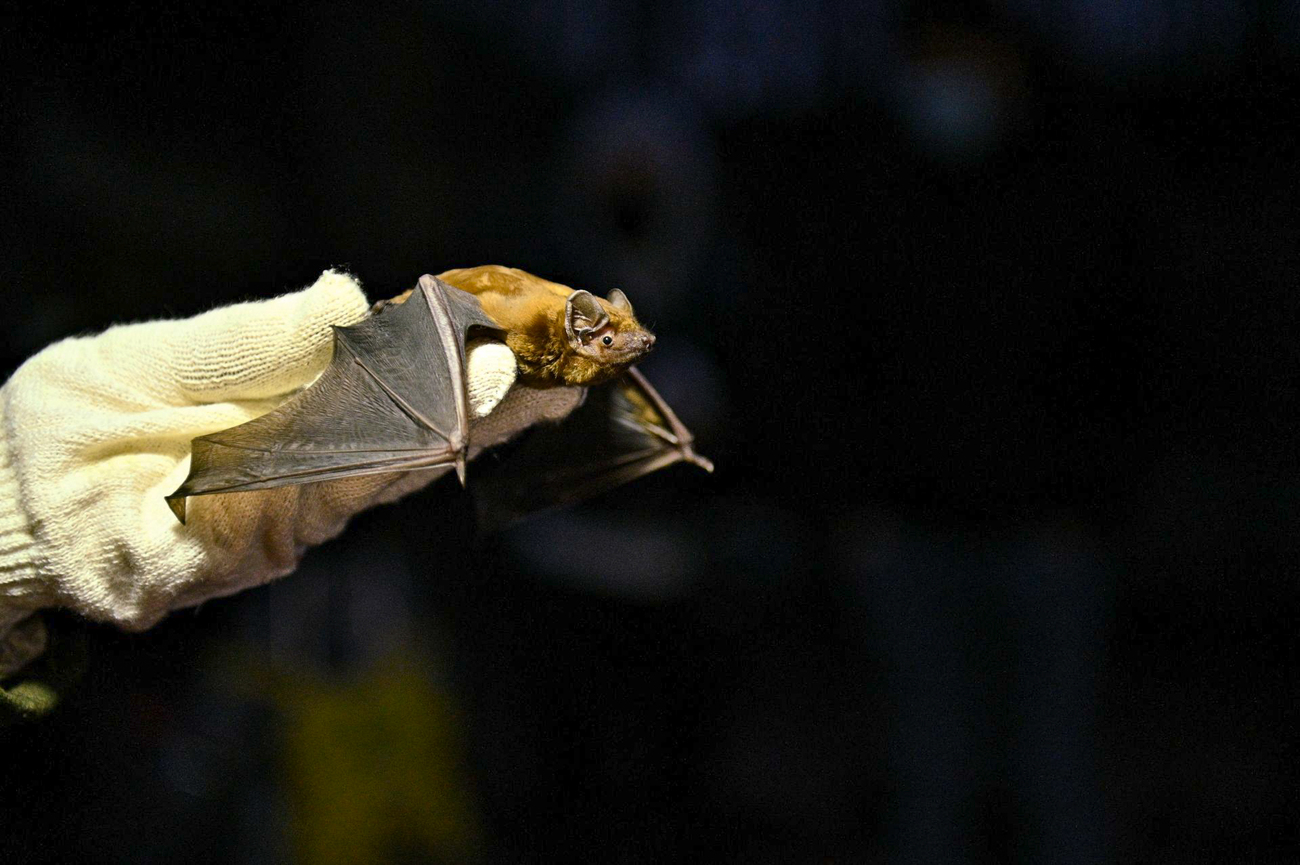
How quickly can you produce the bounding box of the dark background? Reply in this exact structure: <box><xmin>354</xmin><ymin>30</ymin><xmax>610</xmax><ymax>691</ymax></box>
<box><xmin>3</xmin><ymin>1</ymin><xmax>1298</xmax><ymax>862</ymax></box>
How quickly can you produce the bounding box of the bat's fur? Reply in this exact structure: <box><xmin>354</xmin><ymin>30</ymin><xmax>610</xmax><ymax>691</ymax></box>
<box><xmin>387</xmin><ymin>265</ymin><xmax>654</xmax><ymax>388</ymax></box>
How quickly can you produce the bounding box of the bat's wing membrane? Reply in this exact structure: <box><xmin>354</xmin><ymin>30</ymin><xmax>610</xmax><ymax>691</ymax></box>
<box><xmin>472</xmin><ymin>367</ymin><xmax>713</xmax><ymax>532</ymax></box>
<box><xmin>166</xmin><ymin>276</ymin><xmax>498</xmax><ymax>522</ymax></box>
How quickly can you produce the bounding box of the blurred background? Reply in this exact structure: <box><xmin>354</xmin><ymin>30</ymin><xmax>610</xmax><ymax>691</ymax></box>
<box><xmin>2</xmin><ymin>1</ymin><xmax>1298</xmax><ymax>862</ymax></box>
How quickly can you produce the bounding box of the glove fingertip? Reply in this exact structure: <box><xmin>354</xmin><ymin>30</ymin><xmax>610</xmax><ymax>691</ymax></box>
<box><xmin>174</xmin><ymin>271</ymin><xmax>370</xmax><ymax>402</ymax></box>
<box><xmin>466</xmin><ymin>340</ymin><xmax>517</xmax><ymax>418</ymax></box>
<box><xmin>296</xmin><ymin>270</ymin><xmax>370</xmax><ymax>330</ymax></box>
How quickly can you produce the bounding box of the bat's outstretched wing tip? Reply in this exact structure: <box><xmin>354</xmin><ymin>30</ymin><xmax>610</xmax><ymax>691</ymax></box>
<box><xmin>165</xmin><ymin>493</ymin><xmax>187</xmax><ymax>524</ymax></box>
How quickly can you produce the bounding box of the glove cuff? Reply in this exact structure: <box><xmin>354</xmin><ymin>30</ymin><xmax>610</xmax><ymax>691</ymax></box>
<box><xmin>0</xmin><ymin>397</ymin><xmax>53</xmax><ymax>676</ymax></box>
<box><xmin>0</xmin><ymin>399</ymin><xmax>41</xmax><ymax>596</ymax></box>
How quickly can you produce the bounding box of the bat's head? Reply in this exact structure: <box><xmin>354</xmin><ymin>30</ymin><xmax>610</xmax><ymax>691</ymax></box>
<box><xmin>562</xmin><ymin>288</ymin><xmax>655</xmax><ymax>384</ymax></box>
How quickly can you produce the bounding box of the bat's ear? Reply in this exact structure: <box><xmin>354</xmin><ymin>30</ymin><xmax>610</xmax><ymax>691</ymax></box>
<box><xmin>606</xmin><ymin>288</ymin><xmax>634</xmax><ymax>316</ymax></box>
<box><xmin>565</xmin><ymin>290</ymin><xmax>609</xmax><ymax>346</ymax></box>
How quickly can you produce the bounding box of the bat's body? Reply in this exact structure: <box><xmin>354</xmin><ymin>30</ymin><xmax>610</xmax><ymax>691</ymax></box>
<box><xmin>167</xmin><ymin>268</ymin><xmax>709</xmax><ymax>525</ymax></box>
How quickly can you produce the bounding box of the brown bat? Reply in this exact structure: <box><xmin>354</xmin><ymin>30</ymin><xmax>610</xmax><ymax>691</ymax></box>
<box><xmin>166</xmin><ymin>267</ymin><xmax>711</xmax><ymax>524</ymax></box>
<box><xmin>395</xmin><ymin>265</ymin><xmax>657</xmax><ymax>387</ymax></box>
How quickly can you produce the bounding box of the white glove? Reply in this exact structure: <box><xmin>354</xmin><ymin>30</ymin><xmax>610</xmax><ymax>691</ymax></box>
<box><xmin>0</xmin><ymin>270</ymin><xmax>581</xmax><ymax>676</ymax></box>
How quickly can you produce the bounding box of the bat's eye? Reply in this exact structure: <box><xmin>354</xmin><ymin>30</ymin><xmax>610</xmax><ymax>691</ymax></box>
<box><xmin>602</xmin><ymin>335</ymin><xmax>613</xmax><ymax>346</ymax></box>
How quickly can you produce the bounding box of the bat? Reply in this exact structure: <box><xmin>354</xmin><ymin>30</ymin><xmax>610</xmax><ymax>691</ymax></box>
<box><xmin>166</xmin><ymin>270</ymin><xmax>710</xmax><ymax>523</ymax></box>
<box><xmin>383</xmin><ymin>265</ymin><xmax>657</xmax><ymax>388</ymax></box>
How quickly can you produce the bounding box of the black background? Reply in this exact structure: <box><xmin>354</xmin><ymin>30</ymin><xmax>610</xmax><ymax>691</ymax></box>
<box><xmin>2</xmin><ymin>1</ymin><xmax>1298</xmax><ymax>862</ymax></box>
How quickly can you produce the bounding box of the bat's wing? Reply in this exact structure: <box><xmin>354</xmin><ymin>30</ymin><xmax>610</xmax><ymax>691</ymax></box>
<box><xmin>472</xmin><ymin>367</ymin><xmax>713</xmax><ymax>533</ymax></box>
<box><xmin>166</xmin><ymin>275</ymin><xmax>499</xmax><ymax>522</ymax></box>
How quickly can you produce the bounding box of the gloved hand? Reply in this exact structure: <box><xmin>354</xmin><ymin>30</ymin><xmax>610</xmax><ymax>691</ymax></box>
<box><xmin>0</xmin><ymin>270</ymin><xmax>582</xmax><ymax>676</ymax></box>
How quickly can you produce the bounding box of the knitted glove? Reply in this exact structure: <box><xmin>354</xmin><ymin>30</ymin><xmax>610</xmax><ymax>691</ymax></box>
<box><xmin>0</xmin><ymin>270</ymin><xmax>582</xmax><ymax>677</ymax></box>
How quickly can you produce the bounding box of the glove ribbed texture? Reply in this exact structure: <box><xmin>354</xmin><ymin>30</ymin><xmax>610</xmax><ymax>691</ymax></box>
<box><xmin>0</xmin><ymin>422</ymin><xmax>48</xmax><ymax>676</ymax></box>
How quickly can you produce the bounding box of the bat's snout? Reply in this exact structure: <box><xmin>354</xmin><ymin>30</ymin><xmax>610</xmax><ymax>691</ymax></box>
<box><xmin>641</xmin><ymin>333</ymin><xmax>656</xmax><ymax>351</ymax></box>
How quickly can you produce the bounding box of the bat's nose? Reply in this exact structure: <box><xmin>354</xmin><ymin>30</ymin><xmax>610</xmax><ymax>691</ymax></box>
<box><xmin>643</xmin><ymin>333</ymin><xmax>656</xmax><ymax>350</ymax></box>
